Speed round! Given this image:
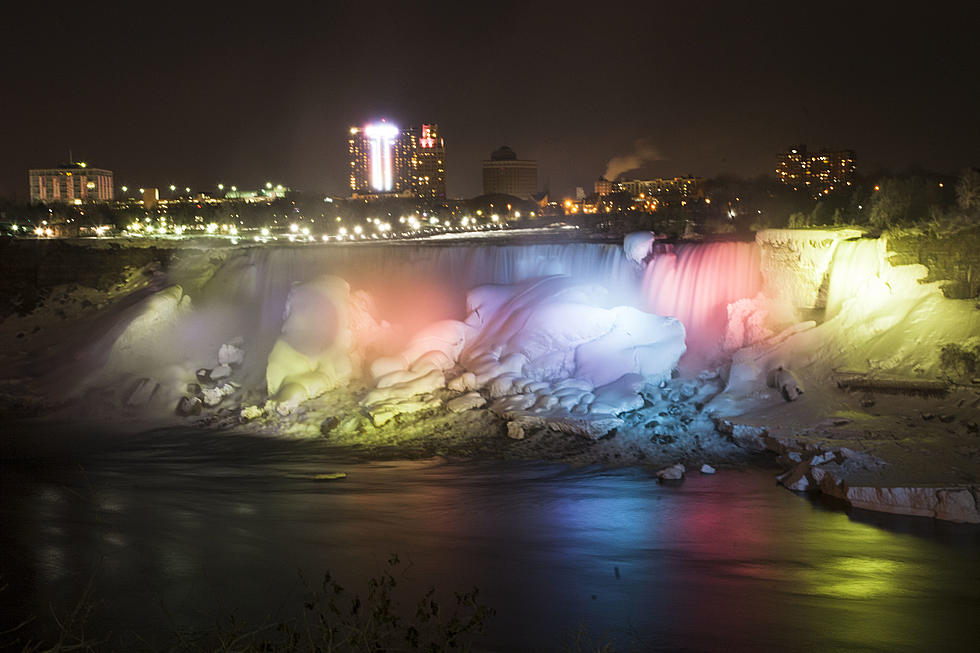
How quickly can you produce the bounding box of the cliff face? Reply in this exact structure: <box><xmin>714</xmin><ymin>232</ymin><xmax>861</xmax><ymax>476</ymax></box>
<box><xmin>888</xmin><ymin>227</ymin><xmax>980</xmax><ymax>299</ymax></box>
<box><xmin>0</xmin><ymin>239</ymin><xmax>171</xmax><ymax>317</ymax></box>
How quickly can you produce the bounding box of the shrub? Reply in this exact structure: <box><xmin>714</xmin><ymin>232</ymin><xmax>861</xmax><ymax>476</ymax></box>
<box><xmin>939</xmin><ymin>343</ymin><xmax>979</xmax><ymax>380</ymax></box>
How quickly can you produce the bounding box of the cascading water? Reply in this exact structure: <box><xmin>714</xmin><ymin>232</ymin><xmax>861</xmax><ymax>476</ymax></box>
<box><xmin>824</xmin><ymin>237</ymin><xmax>886</xmax><ymax>318</ymax></box>
<box><xmin>641</xmin><ymin>241</ymin><xmax>763</xmax><ymax>356</ymax></box>
<box><xmin>15</xmin><ymin>238</ymin><xmax>776</xmax><ymax>425</ymax></box>
<box><xmin>196</xmin><ymin>242</ymin><xmax>642</xmax><ymax>333</ymax></box>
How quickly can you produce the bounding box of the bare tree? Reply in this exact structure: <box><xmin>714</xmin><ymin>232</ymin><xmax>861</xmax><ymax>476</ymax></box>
<box><xmin>955</xmin><ymin>168</ymin><xmax>980</xmax><ymax>212</ymax></box>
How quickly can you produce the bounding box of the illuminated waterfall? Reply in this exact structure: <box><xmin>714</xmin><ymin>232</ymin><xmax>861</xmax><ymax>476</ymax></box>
<box><xmin>824</xmin><ymin>238</ymin><xmax>886</xmax><ymax>318</ymax></box>
<box><xmin>642</xmin><ymin>241</ymin><xmax>763</xmax><ymax>352</ymax></box>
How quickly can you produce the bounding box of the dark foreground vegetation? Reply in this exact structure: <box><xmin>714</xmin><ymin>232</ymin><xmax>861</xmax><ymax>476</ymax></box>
<box><xmin>4</xmin><ymin>556</ymin><xmax>497</xmax><ymax>653</ymax></box>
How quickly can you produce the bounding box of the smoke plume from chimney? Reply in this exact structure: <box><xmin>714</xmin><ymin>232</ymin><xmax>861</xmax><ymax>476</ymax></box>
<box><xmin>603</xmin><ymin>139</ymin><xmax>664</xmax><ymax>181</ymax></box>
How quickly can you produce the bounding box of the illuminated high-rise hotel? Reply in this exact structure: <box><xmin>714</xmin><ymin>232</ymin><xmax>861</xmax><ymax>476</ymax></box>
<box><xmin>348</xmin><ymin>121</ymin><xmax>448</xmax><ymax>203</ymax></box>
<box><xmin>411</xmin><ymin>123</ymin><xmax>447</xmax><ymax>203</ymax></box>
<box><xmin>348</xmin><ymin>121</ymin><xmax>414</xmax><ymax>198</ymax></box>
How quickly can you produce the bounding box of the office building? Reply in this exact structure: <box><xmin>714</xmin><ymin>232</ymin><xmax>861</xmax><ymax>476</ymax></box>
<box><xmin>29</xmin><ymin>162</ymin><xmax>113</xmax><ymax>203</ymax></box>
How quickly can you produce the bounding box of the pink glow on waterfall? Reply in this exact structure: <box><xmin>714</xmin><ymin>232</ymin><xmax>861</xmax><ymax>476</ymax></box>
<box><xmin>642</xmin><ymin>242</ymin><xmax>763</xmax><ymax>358</ymax></box>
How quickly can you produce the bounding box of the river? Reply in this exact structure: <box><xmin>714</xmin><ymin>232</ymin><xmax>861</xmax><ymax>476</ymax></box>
<box><xmin>2</xmin><ymin>427</ymin><xmax>978</xmax><ymax>652</ymax></box>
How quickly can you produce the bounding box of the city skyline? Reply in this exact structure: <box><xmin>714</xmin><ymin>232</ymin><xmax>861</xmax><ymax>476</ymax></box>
<box><xmin>1</xmin><ymin>1</ymin><xmax>977</xmax><ymax>200</ymax></box>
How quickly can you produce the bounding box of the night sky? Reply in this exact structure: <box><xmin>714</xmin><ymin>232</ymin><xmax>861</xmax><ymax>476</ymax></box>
<box><xmin>2</xmin><ymin>1</ymin><xmax>977</xmax><ymax>200</ymax></box>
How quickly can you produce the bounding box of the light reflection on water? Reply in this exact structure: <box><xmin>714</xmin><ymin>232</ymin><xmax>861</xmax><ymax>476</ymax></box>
<box><xmin>1</xmin><ymin>428</ymin><xmax>978</xmax><ymax>652</ymax></box>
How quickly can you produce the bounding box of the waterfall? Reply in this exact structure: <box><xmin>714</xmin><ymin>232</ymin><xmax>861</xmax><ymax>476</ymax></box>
<box><xmin>195</xmin><ymin>242</ymin><xmax>642</xmax><ymax>329</ymax></box>
<box><xmin>641</xmin><ymin>241</ymin><xmax>763</xmax><ymax>354</ymax></box>
<box><xmin>824</xmin><ymin>238</ymin><xmax>886</xmax><ymax>318</ymax></box>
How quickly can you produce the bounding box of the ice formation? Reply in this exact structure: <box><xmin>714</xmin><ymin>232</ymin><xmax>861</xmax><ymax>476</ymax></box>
<box><xmin>712</xmin><ymin>232</ymin><xmax>980</xmax><ymax>418</ymax></box>
<box><xmin>643</xmin><ymin>241</ymin><xmax>763</xmax><ymax>360</ymax></box>
<box><xmin>357</xmin><ymin>275</ymin><xmax>687</xmax><ymax>437</ymax></box>
<box><xmin>265</xmin><ymin>276</ymin><xmax>357</xmax><ymax>409</ymax></box>
<box><xmin>623</xmin><ymin>231</ymin><xmax>656</xmax><ymax>266</ymax></box>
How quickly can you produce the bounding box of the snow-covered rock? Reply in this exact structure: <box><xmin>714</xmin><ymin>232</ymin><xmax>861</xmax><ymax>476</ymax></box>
<box><xmin>201</xmin><ymin>386</ymin><xmax>225</xmax><ymax>406</ymax></box>
<box><xmin>717</xmin><ymin>420</ymin><xmax>768</xmax><ymax>451</ymax></box>
<box><xmin>623</xmin><ymin>231</ymin><xmax>656</xmax><ymax>266</ymax></box>
<box><xmin>240</xmin><ymin>405</ymin><xmax>263</xmax><ymax>420</ymax></box>
<box><xmin>766</xmin><ymin>367</ymin><xmax>803</xmax><ymax>401</ymax></box>
<box><xmin>778</xmin><ymin>461</ymin><xmax>810</xmax><ymax>491</ymax></box>
<box><xmin>656</xmin><ymin>464</ymin><xmax>685</xmax><ymax>481</ymax></box>
<box><xmin>210</xmin><ymin>364</ymin><xmax>232</xmax><ymax>381</ymax></box>
<box><xmin>363</xmin><ymin>368</ymin><xmax>445</xmax><ymax>407</ymax></box>
<box><xmin>809</xmin><ymin>451</ymin><xmax>835</xmax><ymax>466</ymax></box>
<box><xmin>844</xmin><ymin>485</ymin><xmax>980</xmax><ymax>524</ymax></box>
<box><xmin>447</xmin><ymin>392</ymin><xmax>486</xmax><ymax>413</ymax></box>
<box><xmin>700</xmin><ymin>464</ymin><xmax>716</xmax><ymax>474</ymax></box>
<box><xmin>724</xmin><ymin>293</ymin><xmax>774</xmax><ymax>352</ymax></box>
<box><xmin>218</xmin><ymin>342</ymin><xmax>245</xmax><ymax>367</ymax></box>
<box><xmin>176</xmin><ymin>395</ymin><xmax>202</xmax><ymax>416</ymax></box>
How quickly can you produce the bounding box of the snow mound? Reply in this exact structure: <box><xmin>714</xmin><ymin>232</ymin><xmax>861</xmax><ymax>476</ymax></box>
<box><xmin>266</xmin><ymin>276</ymin><xmax>358</xmax><ymax>410</ymax></box>
<box><xmin>359</xmin><ymin>275</ymin><xmax>687</xmax><ymax>438</ymax></box>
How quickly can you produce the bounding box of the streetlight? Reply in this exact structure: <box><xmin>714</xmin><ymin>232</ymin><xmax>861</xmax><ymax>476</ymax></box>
<box><xmin>218</xmin><ymin>184</ymin><xmax>224</xmax><ymax>191</ymax></box>
<box><xmin>170</xmin><ymin>184</ymin><xmax>176</xmax><ymax>191</ymax></box>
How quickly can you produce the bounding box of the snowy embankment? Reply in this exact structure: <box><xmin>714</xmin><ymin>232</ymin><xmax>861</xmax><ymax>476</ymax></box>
<box><xmin>710</xmin><ymin>230</ymin><xmax>980</xmax><ymax>522</ymax></box>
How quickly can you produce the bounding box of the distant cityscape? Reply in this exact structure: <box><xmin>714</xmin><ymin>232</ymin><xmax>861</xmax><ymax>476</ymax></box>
<box><xmin>9</xmin><ymin>119</ymin><xmax>973</xmax><ymax>242</ymax></box>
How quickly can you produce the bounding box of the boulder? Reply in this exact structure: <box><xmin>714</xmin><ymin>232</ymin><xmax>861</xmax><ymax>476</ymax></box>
<box><xmin>240</xmin><ymin>405</ymin><xmax>263</xmax><ymax>420</ymax></box>
<box><xmin>176</xmin><ymin>395</ymin><xmax>203</xmax><ymax>416</ymax></box>
<box><xmin>717</xmin><ymin>419</ymin><xmax>768</xmax><ymax>452</ymax></box>
<box><xmin>767</xmin><ymin>366</ymin><xmax>804</xmax><ymax>401</ymax></box>
<box><xmin>778</xmin><ymin>461</ymin><xmax>810</xmax><ymax>491</ymax></box>
<box><xmin>810</xmin><ymin>451</ymin><xmax>835</xmax><ymax>466</ymax></box>
<box><xmin>201</xmin><ymin>386</ymin><xmax>225</xmax><ymax>406</ymax></box>
<box><xmin>700</xmin><ymin>464</ymin><xmax>716</xmax><ymax>474</ymax></box>
<box><xmin>844</xmin><ymin>485</ymin><xmax>980</xmax><ymax>523</ymax></box>
<box><xmin>656</xmin><ymin>463</ymin><xmax>685</xmax><ymax>481</ymax></box>
<box><xmin>218</xmin><ymin>342</ymin><xmax>245</xmax><ymax>367</ymax></box>
<box><xmin>210</xmin><ymin>364</ymin><xmax>232</xmax><ymax>381</ymax></box>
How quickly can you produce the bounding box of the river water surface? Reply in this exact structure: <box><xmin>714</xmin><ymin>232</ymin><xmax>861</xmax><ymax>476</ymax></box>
<box><xmin>2</xmin><ymin>427</ymin><xmax>978</xmax><ymax>652</ymax></box>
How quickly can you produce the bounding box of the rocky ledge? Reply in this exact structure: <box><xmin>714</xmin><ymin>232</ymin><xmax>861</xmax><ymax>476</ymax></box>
<box><xmin>718</xmin><ymin>418</ymin><xmax>980</xmax><ymax>524</ymax></box>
